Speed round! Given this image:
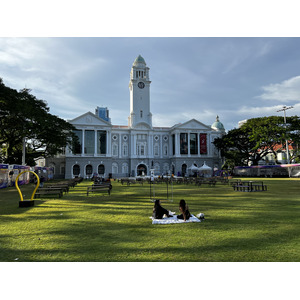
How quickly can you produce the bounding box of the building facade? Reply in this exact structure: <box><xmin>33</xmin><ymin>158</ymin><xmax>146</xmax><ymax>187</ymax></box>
<box><xmin>48</xmin><ymin>55</ymin><xmax>225</xmax><ymax>179</ymax></box>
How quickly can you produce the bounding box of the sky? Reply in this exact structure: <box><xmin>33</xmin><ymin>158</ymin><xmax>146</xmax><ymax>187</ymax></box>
<box><xmin>1</xmin><ymin>36</ymin><xmax>300</xmax><ymax>131</ymax></box>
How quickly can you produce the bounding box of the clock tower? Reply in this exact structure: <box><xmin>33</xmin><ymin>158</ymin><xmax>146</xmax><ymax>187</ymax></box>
<box><xmin>128</xmin><ymin>55</ymin><xmax>152</xmax><ymax>128</ymax></box>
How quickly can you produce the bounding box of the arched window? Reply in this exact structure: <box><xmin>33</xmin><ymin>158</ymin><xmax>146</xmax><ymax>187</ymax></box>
<box><xmin>154</xmin><ymin>163</ymin><xmax>160</xmax><ymax>174</ymax></box>
<box><xmin>73</xmin><ymin>164</ymin><xmax>80</xmax><ymax>176</ymax></box>
<box><xmin>98</xmin><ymin>164</ymin><xmax>105</xmax><ymax>175</ymax></box>
<box><xmin>154</xmin><ymin>144</ymin><xmax>159</xmax><ymax>156</ymax></box>
<box><xmin>181</xmin><ymin>164</ymin><xmax>187</xmax><ymax>176</ymax></box>
<box><xmin>86</xmin><ymin>164</ymin><xmax>93</xmax><ymax>176</ymax></box>
<box><xmin>122</xmin><ymin>143</ymin><xmax>128</xmax><ymax>157</ymax></box>
<box><xmin>137</xmin><ymin>142</ymin><xmax>147</xmax><ymax>156</ymax></box>
<box><xmin>112</xmin><ymin>162</ymin><xmax>118</xmax><ymax>174</ymax></box>
<box><xmin>163</xmin><ymin>163</ymin><xmax>169</xmax><ymax>174</ymax></box>
<box><xmin>122</xmin><ymin>163</ymin><xmax>128</xmax><ymax>174</ymax></box>
<box><xmin>163</xmin><ymin>145</ymin><xmax>168</xmax><ymax>156</ymax></box>
<box><xmin>112</xmin><ymin>143</ymin><xmax>118</xmax><ymax>156</ymax></box>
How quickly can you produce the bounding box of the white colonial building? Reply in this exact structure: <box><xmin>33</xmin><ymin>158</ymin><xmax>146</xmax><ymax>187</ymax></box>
<box><xmin>48</xmin><ymin>55</ymin><xmax>225</xmax><ymax>179</ymax></box>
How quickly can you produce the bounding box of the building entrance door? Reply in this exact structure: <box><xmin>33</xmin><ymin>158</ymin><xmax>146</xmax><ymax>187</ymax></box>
<box><xmin>137</xmin><ymin>164</ymin><xmax>147</xmax><ymax>176</ymax></box>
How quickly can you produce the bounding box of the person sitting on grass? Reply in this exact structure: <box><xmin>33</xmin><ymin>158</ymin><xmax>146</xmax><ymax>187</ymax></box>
<box><xmin>152</xmin><ymin>199</ymin><xmax>173</xmax><ymax>219</ymax></box>
<box><xmin>177</xmin><ymin>199</ymin><xmax>191</xmax><ymax>221</ymax></box>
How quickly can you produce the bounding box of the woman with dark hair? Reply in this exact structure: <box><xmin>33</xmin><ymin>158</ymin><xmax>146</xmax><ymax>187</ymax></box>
<box><xmin>177</xmin><ymin>199</ymin><xmax>191</xmax><ymax>221</ymax></box>
<box><xmin>152</xmin><ymin>199</ymin><xmax>173</xmax><ymax>219</ymax></box>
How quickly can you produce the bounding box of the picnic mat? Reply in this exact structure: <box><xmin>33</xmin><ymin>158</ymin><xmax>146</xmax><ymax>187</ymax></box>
<box><xmin>150</xmin><ymin>214</ymin><xmax>202</xmax><ymax>225</ymax></box>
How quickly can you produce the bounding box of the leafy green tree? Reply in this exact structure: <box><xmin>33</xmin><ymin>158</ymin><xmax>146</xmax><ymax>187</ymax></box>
<box><xmin>214</xmin><ymin>116</ymin><xmax>300</xmax><ymax>167</ymax></box>
<box><xmin>0</xmin><ymin>78</ymin><xmax>76</xmax><ymax>165</ymax></box>
<box><xmin>214</xmin><ymin>127</ymin><xmax>254</xmax><ymax>167</ymax></box>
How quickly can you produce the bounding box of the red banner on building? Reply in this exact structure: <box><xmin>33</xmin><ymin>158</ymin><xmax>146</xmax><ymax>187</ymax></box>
<box><xmin>200</xmin><ymin>133</ymin><xmax>207</xmax><ymax>154</ymax></box>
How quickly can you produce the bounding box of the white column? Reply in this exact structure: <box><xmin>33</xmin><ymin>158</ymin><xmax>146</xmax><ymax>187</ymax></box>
<box><xmin>94</xmin><ymin>130</ymin><xmax>97</xmax><ymax>156</ymax></box>
<box><xmin>119</xmin><ymin>134</ymin><xmax>122</xmax><ymax>157</ymax></box>
<box><xmin>198</xmin><ymin>133</ymin><xmax>201</xmax><ymax>157</ymax></box>
<box><xmin>148</xmin><ymin>133</ymin><xmax>152</xmax><ymax>157</ymax></box>
<box><xmin>160</xmin><ymin>135</ymin><xmax>163</xmax><ymax>158</ymax></box>
<box><xmin>107</xmin><ymin>131</ymin><xmax>111</xmax><ymax>156</ymax></box>
<box><xmin>133</xmin><ymin>134</ymin><xmax>137</xmax><ymax>156</ymax></box>
<box><xmin>175</xmin><ymin>132</ymin><xmax>180</xmax><ymax>156</ymax></box>
<box><xmin>130</xmin><ymin>133</ymin><xmax>134</xmax><ymax>158</ymax></box>
<box><xmin>188</xmin><ymin>132</ymin><xmax>191</xmax><ymax>157</ymax></box>
<box><xmin>82</xmin><ymin>130</ymin><xmax>85</xmax><ymax>155</ymax></box>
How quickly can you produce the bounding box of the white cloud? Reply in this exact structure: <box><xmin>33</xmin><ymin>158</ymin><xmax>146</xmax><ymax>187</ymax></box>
<box><xmin>258</xmin><ymin>76</ymin><xmax>300</xmax><ymax>102</ymax></box>
<box><xmin>0</xmin><ymin>38</ymin><xmax>109</xmax><ymax>119</ymax></box>
<box><xmin>224</xmin><ymin>103</ymin><xmax>300</xmax><ymax>130</ymax></box>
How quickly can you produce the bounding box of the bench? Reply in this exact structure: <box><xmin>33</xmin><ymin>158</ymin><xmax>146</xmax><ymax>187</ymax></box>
<box><xmin>195</xmin><ymin>179</ymin><xmax>216</xmax><ymax>186</ymax></box>
<box><xmin>215</xmin><ymin>177</ymin><xmax>229</xmax><ymax>185</ymax></box>
<box><xmin>87</xmin><ymin>185</ymin><xmax>111</xmax><ymax>196</ymax></box>
<box><xmin>93</xmin><ymin>182</ymin><xmax>112</xmax><ymax>188</ymax></box>
<box><xmin>233</xmin><ymin>181</ymin><xmax>267</xmax><ymax>192</ymax></box>
<box><xmin>120</xmin><ymin>178</ymin><xmax>136</xmax><ymax>185</ymax></box>
<box><xmin>47</xmin><ymin>185</ymin><xmax>69</xmax><ymax>193</ymax></box>
<box><xmin>34</xmin><ymin>188</ymin><xmax>64</xmax><ymax>198</ymax></box>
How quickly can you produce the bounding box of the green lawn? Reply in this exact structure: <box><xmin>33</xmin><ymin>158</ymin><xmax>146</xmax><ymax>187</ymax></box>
<box><xmin>1</xmin><ymin>178</ymin><xmax>300</xmax><ymax>262</ymax></box>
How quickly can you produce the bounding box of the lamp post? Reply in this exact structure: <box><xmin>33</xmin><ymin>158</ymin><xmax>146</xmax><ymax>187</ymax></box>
<box><xmin>277</xmin><ymin>105</ymin><xmax>293</xmax><ymax>177</ymax></box>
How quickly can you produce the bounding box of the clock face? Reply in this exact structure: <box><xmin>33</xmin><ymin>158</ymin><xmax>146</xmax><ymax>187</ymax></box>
<box><xmin>138</xmin><ymin>82</ymin><xmax>145</xmax><ymax>89</ymax></box>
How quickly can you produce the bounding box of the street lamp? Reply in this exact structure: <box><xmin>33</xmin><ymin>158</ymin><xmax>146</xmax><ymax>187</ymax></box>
<box><xmin>277</xmin><ymin>105</ymin><xmax>293</xmax><ymax>166</ymax></box>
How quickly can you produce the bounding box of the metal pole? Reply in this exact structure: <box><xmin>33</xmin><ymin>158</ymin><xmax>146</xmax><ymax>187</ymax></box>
<box><xmin>283</xmin><ymin>109</ymin><xmax>290</xmax><ymax>164</ymax></box>
<box><xmin>277</xmin><ymin>105</ymin><xmax>293</xmax><ymax>177</ymax></box>
<box><xmin>150</xmin><ymin>179</ymin><xmax>152</xmax><ymax>201</ymax></box>
<box><xmin>166</xmin><ymin>172</ymin><xmax>169</xmax><ymax>200</ymax></box>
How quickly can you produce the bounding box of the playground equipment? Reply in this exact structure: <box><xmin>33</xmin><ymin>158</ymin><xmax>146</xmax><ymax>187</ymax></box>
<box><xmin>16</xmin><ymin>170</ymin><xmax>40</xmax><ymax>207</ymax></box>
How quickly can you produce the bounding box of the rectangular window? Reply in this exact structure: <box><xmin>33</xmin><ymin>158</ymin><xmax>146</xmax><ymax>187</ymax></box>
<box><xmin>154</xmin><ymin>145</ymin><xmax>159</xmax><ymax>156</ymax></box>
<box><xmin>97</xmin><ymin>131</ymin><xmax>107</xmax><ymax>154</ymax></box>
<box><xmin>163</xmin><ymin>145</ymin><xmax>168</xmax><ymax>156</ymax></box>
<box><xmin>73</xmin><ymin>130</ymin><xmax>82</xmax><ymax>154</ymax></box>
<box><xmin>84</xmin><ymin>130</ymin><xmax>95</xmax><ymax>155</ymax></box>
<box><xmin>200</xmin><ymin>133</ymin><xmax>207</xmax><ymax>154</ymax></box>
<box><xmin>60</xmin><ymin>165</ymin><xmax>65</xmax><ymax>175</ymax></box>
<box><xmin>172</xmin><ymin>134</ymin><xmax>175</xmax><ymax>155</ymax></box>
<box><xmin>123</xmin><ymin>144</ymin><xmax>128</xmax><ymax>157</ymax></box>
<box><xmin>180</xmin><ymin>133</ymin><xmax>188</xmax><ymax>155</ymax></box>
<box><xmin>190</xmin><ymin>133</ymin><xmax>198</xmax><ymax>155</ymax></box>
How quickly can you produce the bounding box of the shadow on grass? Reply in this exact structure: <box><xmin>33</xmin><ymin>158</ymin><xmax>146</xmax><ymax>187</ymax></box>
<box><xmin>1</xmin><ymin>216</ymin><xmax>299</xmax><ymax>261</ymax></box>
<box><xmin>1</xmin><ymin>180</ymin><xmax>299</xmax><ymax>261</ymax></box>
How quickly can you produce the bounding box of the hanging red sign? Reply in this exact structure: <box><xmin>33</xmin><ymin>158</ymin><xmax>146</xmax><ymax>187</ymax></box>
<box><xmin>200</xmin><ymin>133</ymin><xmax>207</xmax><ymax>154</ymax></box>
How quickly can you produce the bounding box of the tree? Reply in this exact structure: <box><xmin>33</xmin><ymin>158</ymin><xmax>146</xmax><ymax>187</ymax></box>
<box><xmin>213</xmin><ymin>127</ymin><xmax>255</xmax><ymax>167</ymax></box>
<box><xmin>0</xmin><ymin>78</ymin><xmax>77</xmax><ymax>165</ymax></box>
<box><xmin>213</xmin><ymin>116</ymin><xmax>300</xmax><ymax>167</ymax></box>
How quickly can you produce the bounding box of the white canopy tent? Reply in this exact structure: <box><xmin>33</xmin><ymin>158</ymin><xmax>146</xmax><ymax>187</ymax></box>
<box><xmin>198</xmin><ymin>162</ymin><xmax>212</xmax><ymax>177</ymax></box>
<box><xmin>188</xmin><ymin>164</ymin><xmax>199</xmax><ymax>173</ymax></box>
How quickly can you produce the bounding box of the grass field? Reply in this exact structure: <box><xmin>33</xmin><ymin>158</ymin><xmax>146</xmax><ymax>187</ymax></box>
<box><xmin>0</xmin><ymin>178</ymin><xmax>300</xmax><ymax>262</ymax></box>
